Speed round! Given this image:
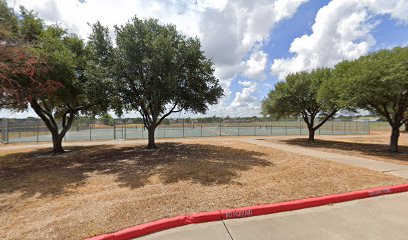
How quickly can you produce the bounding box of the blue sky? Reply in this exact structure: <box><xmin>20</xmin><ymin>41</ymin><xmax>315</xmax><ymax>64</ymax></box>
<box><xmin>226</xmin><ymin>0</ymin><xmax>408</xmax><ymax>112</ymax></box>
<box><xmin>228</xmin><ymin>0</ymin><xmax>331</xmax><ymax>107</ymax></box>
<box><xmin>2</xmin><ymin>0</ymin><xmax>408</xmax><ymax>118</ymax></box>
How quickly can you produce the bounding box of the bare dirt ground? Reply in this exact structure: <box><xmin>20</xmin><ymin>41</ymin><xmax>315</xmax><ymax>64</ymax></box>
<box><xmin>267</xmin><ymin>131</ymin><xmax>408</xmax><ymax>166</ymax></box>
<box><xmin>0</xmin><ymin>137</ymin><xmax>406</xmax><ymax>240</ymax></box>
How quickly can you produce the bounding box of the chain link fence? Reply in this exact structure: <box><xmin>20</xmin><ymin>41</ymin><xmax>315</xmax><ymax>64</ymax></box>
<box><xmin>0</xmin><ymin>117</ymin><xmax>370</xmax><ymax>144</ymax></box>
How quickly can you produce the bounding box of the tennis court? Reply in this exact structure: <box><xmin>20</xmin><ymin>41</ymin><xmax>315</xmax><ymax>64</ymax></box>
<box><xmin>0</xmin><ymin>118</ymin><xmax>370</xmax><ymax>143</ymax></box>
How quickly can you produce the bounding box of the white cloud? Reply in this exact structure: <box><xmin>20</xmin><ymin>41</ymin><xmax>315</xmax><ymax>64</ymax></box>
<box><xmin>363</xmin><ymin>0</ymin><xmax>408</xmax><ymax>23</ymax></box>
<box><xmin>231</xmin><ymin>81</ymin><xmax>257</xmax><ymax>108</ymax></box>
<box><xmin>270</xmin><ymin>0</ymin><xmax>408</xmax><ymax>80</ymax></box>
<box><xmin>242</xmin><ymin>48</ymin><xmax>268</xmax><ymax>80</ymax></box>
<box><xmin>5</xmin><ymin>0</ymin><xmax>307</xmax><ymax>117</ymax></box>
<box><xmin>238</xmin><ymin>81</ymin><xmax>254</xmax><ymax>87</ymax></box>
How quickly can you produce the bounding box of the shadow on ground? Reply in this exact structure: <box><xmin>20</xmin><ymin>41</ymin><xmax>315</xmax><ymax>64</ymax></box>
<box><xmin>0</xmin><ymin>142</ymin><xmax>270</xmax><ymax>199</ymax></box>
<box><xmin>282</xmin><ymin>138</ymin><xmax>408</xmax><ymax>162</ymax></box>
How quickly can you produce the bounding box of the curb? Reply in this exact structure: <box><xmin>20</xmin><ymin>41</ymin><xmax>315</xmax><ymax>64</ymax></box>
<box><xmin>88</xmin><ymin>183</ymin><xmax>408</xmax><ymax>240</ymax></box>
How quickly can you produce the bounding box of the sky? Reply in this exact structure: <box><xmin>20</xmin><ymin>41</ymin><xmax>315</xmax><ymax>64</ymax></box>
<box><xmin>2</xmin><ymin>0</ymin><xmax>408</xmax><ymax>119</ymax></box>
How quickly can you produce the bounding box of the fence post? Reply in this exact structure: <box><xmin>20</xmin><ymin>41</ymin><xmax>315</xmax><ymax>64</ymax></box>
<box><xmin>18</xmin><ymin>120</ymin><xmax>21</xmax><ymax>138</ymax></box>
<box><xmin>331</xmin><ymin>121</ymin><xmax>334</xmax><ymax>134</ymax></box>
<box><xmin>3</xmin><ymin>118</ymin><xmax>8</xmax><ymax>143</ymax></box>
<box><xmin>201</xmin><ymin>122</ymin><xmax>203</xmax><ymax>137</ymax></box>
<box><xmin>219</xmin><ymin>121</ymin><xmax>222</xmax><ymax>136</ymax></box>
<box><xmin>121</xmin><ymin>119</ymin><xmax>124</xmax><ymax>139</ymax></box>
<box><xmin>238</xmin><ymin>122</ymin><xmax>240</xmax><ymax>136</ymax></box>
<box><xmin>89</xmin><ymin>119</ymin><xmax>92</xmax><ymax>141</ymax></box>
<box><xmin>163</xmin><ymin>124</ymin><xmax>166</xmax><ymax>138</ymax></box>
<box><xmin>270</xmin><ymin>118</ymin><xmax>273</xmax><ymax>135</ymax></box>
<box><xmin>0</xmin><ymin>119</ymin><xmax>2</xmax><ymax>142</ymax></box>
<box><xmin>182</xmin><ymin>119</ymin><xmax>185</xmax><ymax>138</ymax></box>
<box><xmin>285</xmin><ymin>119</ymin><xmax>288</xmax><ymax>135</ymax></box>
<box><xmin>299</xmin><ymin>120</ymin><xmax>301</xmax><ymax>135</ymax></box>
<box><xmin>344</xmin><ymin>121</ymin><xmax>346</xmax><ymax>135</ymax></box>
<box><xmin>124</xmin><ymin>120</ymin><xmax>127</xmax><ymax>139</ymax></box>
<box><xmin>367</xmin><ymin>121</ymin><xmax>370</xmax><ymax>135</ymax></box>
<box><xmin>114</xmin><ymin>119</ymin><xmax>116</xmax><ymax>139</ymax></box>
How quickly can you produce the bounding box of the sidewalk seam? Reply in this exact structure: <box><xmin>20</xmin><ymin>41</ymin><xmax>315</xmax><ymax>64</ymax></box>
<box><xmin>222</xmin><ymin>219</ymin><xmax>234</xmax><ymax>240</ymax></box>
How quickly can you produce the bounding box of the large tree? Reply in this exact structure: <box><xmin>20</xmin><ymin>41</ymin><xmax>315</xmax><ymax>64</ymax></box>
<box><xmin>261</xmin><ymin>68</ymin><xmax>339</xmax><ymax>141</ymax></box>
<box><xmin>111</xmin><ymin>17</ymin><xmax>223</xmax><ymax>148</ymax></box>
<box><xmin>331</xmin><ymin>47</ymin><xmax>408</xmax><ymax>152</ymax></box>
<box><xmin>0</xmin><ymin>2</ymin><xmax>59</xmax><ymax>109</ymax></box>
<box><xmin>30</xmin><ymin>26</ymin><xmax>113</xmax><ymax>154</ymax></box>
<box><xmin>1</xmin><ymin>4</ymin><xmax>112</xmax><ymax>154</ymax></box>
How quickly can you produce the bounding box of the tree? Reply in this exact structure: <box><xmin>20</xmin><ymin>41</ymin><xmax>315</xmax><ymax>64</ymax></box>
<box><xmin>0</xmin><ymin>2</ymin><xmax>59</xmax><ymax>109</ymax></box>
<box><xmin>261</xmin><ymin>68</ymin><xmax>339</xmax><ymax>141</ymax></box>
<box><xmin>0</xmin><ymin>0</ymin><xmax>19</xmax><ymax>41</ymax></box>
<box><xmin>331</xmin><ymin>47</ymin><xmax>408</xmax><ymax>152</ymax></box>
<box><xmin>111</xmin><ymin>17</ymin><xmax>223</xmax><ymax>148</ymax></box>
<box><xmin>100</xmin><ymin>113</ymin><xmax>115</xmax><ymax>126</ymax></box>
<box><xmin>1</xmin><ymin>5</ymin><xmax>112</xmax><ymax>154</ymax></box>
<box><xmin>32</xmin><ymin>23</ymin><xmax>114</xmax><ymax>154</ymax></box>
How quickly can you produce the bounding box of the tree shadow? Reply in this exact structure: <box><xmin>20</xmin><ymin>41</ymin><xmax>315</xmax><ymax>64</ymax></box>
<box><xmin>282</xmin><ymin>138</ymin><xmax>408</xmax><ymax>162</ymax></box>
<box><xmin>0</xmin><ymin>142</ymin><xmax>271</xmax><ymax>199</ymax></box>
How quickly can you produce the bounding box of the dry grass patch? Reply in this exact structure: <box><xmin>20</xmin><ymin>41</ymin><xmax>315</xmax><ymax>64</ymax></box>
<box><xmin>272</xmin><ymin>132</ymin><xmax>408</xmax><ymax>165</ymax></box>
<box><xmin>0</xmin><ymin>139</ymin><xmax>405</xmax><ymax>240</ymax></box>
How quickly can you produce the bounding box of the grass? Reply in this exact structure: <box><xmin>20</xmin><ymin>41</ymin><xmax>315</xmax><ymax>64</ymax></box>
<box><xmin>0</xmin><ymin>138</ymin><xmax>405</xmax><ymax>239</ymax></box>
<box><xmin>270</xmin><ymin>131</ymin><xmax>408</xmax><ymax>165</ymax></box>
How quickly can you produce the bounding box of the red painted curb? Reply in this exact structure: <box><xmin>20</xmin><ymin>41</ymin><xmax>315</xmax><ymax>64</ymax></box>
<box><xmin>87</xmin><ymin>183</ymin><xmax>408</xmax><ymax>240</ymax></box>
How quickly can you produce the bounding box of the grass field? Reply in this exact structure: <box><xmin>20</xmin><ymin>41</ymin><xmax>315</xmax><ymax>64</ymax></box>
<box><xmin>269</xmin><ymin>131</ymin><xmax>408</xmax><ymax>165</ymax></box>
<box><xmin>0</xmin><ymin>136</ymin><xmax>405</xmax><ymax>239</ymax></box>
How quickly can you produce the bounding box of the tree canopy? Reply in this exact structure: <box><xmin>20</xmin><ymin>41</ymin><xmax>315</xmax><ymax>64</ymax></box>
<box><xmin>262</xmin><ymin>68</ymin><xmax>338</xmax><ymax>141</ymax></box>
<box><xmin>330</xmin><ymin>47</ymin><xmax>408</xmax><ymax>152</ymax></box>
<box><xmin>0</xmin><ymin>2</ymin><xmax>58</xmax><ymax>109</ymax></box>
<box><xmin>1</xmin><ymin>2</ymin><xmax>113</xmax><ymax>153</ymax></box>
<box><xmin>110</xmin><ymin>17</ymin><xmax>223</xmax><ymax>148</ymax></box>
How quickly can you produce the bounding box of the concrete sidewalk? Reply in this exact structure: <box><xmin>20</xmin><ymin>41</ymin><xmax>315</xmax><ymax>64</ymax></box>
<box><xmin>241</xmin><ymin>139</ymin><xmax>408</xmax><ymax>179</ymax></box>
<box><xmin>138</xmin><ymin>191</ymin><xmax>408</xmax><ymax>240</ymax></box>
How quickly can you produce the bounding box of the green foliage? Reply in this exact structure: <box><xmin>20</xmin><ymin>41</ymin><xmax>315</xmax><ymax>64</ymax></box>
<box><xmin>261</xmin><ymin>68</ymin><xmax>338</xmax><ymax>141</ymax></box>
<box><xmin>26</xmin><ymin>23</ymin><xmax>112</xmax><ymax>116</ymax></box>
<box><xmin>330</xmin><ymin>47</ymin><xmax>408</xmax><ymax>152</ymax></box>
<box><xmin>101</xmin><ymin>17</ymin><xmax>223</xmax><ymax>147</ymax></box>
<box><xmin>262</xmin><ymin>68</ymin><xmax>337</xmax><ymax>119</ymax></box>
<box><xmin>18</xmin><ymin>6</ymin><xmax>44</xmax><ymax>42</ymax></box>
<box><xmin>113</xmin><ymin>17</ymin><xmax>223</xmax><ymax>119</ymax></box>
<box><xmin>0</xmin><ymin>2</ymin><xmax>113</xmax><ymax>152</ymax></box>
<box><xmin>0</xmin><ymin>0</ymin><xmax>19</xmax><ymax>41</ymax></box>
<box><xmin>332</xmin><ymin>47</ymin><xmax>408</xmax><ymax>120</ymax></box>
<box><xmin>100</xmin><ymin>113</ymin><xmax>114</xmax><ymax>125</ymax></box>
<box><xmin>1</xmin><ymin>3</ymin><xmax>59</xmax><ymax>109</ymax></box>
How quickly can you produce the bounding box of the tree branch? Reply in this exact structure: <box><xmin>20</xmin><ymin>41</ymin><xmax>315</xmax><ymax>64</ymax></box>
<box><xmin>157</xmin><ymin>102</ymin><xmax>180</xmax><ymax>125</ymax></box>
<box><xmin>30</xmin><ymin>100</ymin><xmax>57</xmax><ymax>135</ymax></box>
<box><xmin>313</xmin><ymin>109</ymin><xmax>338</xmax><ymax>131</ymax></box>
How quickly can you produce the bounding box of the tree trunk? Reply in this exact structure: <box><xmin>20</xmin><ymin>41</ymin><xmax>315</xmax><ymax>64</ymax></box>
<box><xmin>405</xmin><ymin>122</ymin><xmax>408</xmax><ymax>132</ymax></box>
<box><xmin>390</xmin><ymin>126</ymin><xmax>400</xmax><ymax>153</ymax></box>
<box><xmin>52</xmin><ymin>133</ymin><xmax>64</xmax><ymax>154</ymax></box>
<box><xmin>147</xmin><ymin>125</ymin><xmax>157</xmax><ymax>149</ymax></box>
<box><xmin>308</xmin><ymin>128</ymin><xmax>315</xmax><ymax>142</ymax></box>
